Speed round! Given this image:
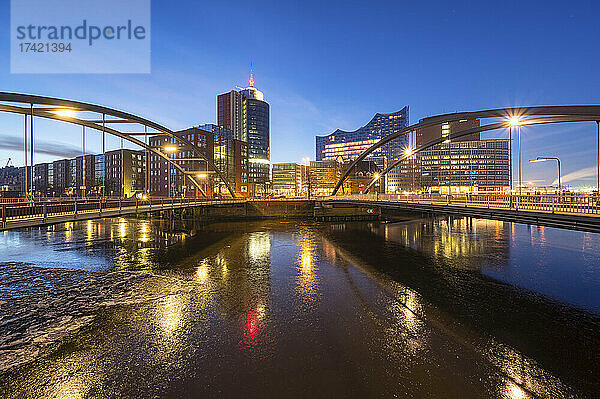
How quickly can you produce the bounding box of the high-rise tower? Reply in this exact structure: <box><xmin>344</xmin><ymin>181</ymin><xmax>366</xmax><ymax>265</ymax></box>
<box><xmin>217</xmin><ymin>90</ymin><xmax>243</xmax><ymax>141</ymax></box>
<box><xmin>217</xmin><ymin>63</ymin><xmax>270</xmax><ymax>196</ymax></box>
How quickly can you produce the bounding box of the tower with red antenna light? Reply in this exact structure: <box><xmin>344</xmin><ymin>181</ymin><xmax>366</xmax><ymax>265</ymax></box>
<box><xmin>248</xmin><ymin>62</ymin><xmax>255</xmax><ymax>87</ymax></box>
<box><xmin>217</xmin><ymin>61</ymin><xmax>269</xmax><ymax>196</ymax></box>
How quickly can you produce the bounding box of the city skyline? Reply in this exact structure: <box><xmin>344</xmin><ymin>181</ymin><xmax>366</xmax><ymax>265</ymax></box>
<box><xmin>1</xmin><ymin>3</ymin><xmax>599</xmax><ymax>397</ymax></box>
<box><xmin>0</xmin><ymin>1</ymin><xmax>599</xmax><ymax>188</ymax></box>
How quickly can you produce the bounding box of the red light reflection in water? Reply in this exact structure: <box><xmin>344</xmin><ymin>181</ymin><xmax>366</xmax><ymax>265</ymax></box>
<box><xmin>242</xmin><ymin>309</ymin><xmax>262</xmax><ymax>351</ymax></box>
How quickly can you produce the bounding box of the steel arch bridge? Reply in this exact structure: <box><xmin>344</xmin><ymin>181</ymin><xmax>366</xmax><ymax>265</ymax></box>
<box><xmin>332</xmin><ymin>106</ymin><xmax>600</xmax><ymax>195</ymax></box>
<box><xmin>0</xmin><ymin>92</ymin><xmax>237</xmax><ymax>198</ymax></box>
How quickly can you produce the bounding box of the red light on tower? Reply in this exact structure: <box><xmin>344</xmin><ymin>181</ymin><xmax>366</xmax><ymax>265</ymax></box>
<box><xmin>248</xmin><ymin>62</ymin><xmax>255</xmax><ymax>87</ymax></box>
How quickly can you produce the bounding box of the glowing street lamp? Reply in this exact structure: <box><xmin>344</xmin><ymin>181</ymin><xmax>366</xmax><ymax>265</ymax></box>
<box><xmin>509</xmin><ymin>116</ymin><xmax>522</xmax><ymax>127</ymax></box>
<box><xmin>162</xmin><ymin>145</ymin><xmax>178</xmax><ymax>198</ymax></box>
<box><xmin>53</xmin><ymin>109</ymin><xmax>78</xmax><ymax>118</ymax></box>
<box><xmin>529</xmin><ymin>156</ymin><xmax>561</xmax><ymax>193</ymax></box>
<box><xmin>508</xmin><ymin>116</ymin><xmax>524</xmax><ymax>195</ymax></box>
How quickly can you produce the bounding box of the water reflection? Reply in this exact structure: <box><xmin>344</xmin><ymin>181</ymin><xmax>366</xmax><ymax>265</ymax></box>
<box><xmin>0</xmin><ymin>218</ymin><xmax>598</xmax><ymax>398</ymax></box>
<box><xmin>157</xmin><ymin>295</ymin><xmax>185</xmax><ymax>335</ymax></box>
<box><xmin>365</xmin><ymin>217</ymin><xmax>600</xmax><ymax>312</ymax></box>
<box><xmin>296</xmin><ymin>232</ymin><xmax>318</xmax><ymax>303</ymax></box>
<box><xmin>321</xmin><ymin>218</ymin><xmax>598</xmax><ymax>397</ymax></box>
<box><xmin>502</xmin><ymin>381</ymin><xmax>529</xmax><ymax>399</ymax></box>
<box><xmin>248</xmin><ymin>231</ymin><xmax>270</xmax><ymax>263</ymax></box>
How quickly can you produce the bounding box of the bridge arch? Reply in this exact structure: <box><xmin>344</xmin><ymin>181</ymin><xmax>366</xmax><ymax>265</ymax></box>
<box><xmin>332</xmin><ymin>106</ymin><xmax>600</xmax><ymax>195</ymax></box>
<box><xmin>0</xmin><ymin>92</ymin><xmax>237</xmax><ymax>198</ymax></box>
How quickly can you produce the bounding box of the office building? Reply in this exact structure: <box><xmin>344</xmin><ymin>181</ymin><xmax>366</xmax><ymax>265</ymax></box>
<box><xmin>420</xmin><ymin>139</ymin><xmax>510</xmax><ymax>193</ymax></box>
<box><xmin>103</xmin><ymin>149</ymin><xmax>146</xmax><ymax>198</ymax></box>
<box><xmin>309</xmin><ymin>158</ymin><xmax>344</xmax><ymax>197</ymax></box>
<box><xmin>218</xmin><ymin>65</ymin><xmax>270</xmax><ymax>196</ymax></box>
<box><xmin>411</xmin><ymin>118</ymin><xmax>509</xmax><ymax>192</ymax></box>
<box><xmin>76</xmin><ymin>154</ymin><xmax>97</xmax><ymax>197</ymax></box>
<box><xmin>386</xmin><ymin>157</ymin><xmax>420</xmax><ymax>193</ymax></box>
<box><xmin>33</xmin><ymin>163</ymin><xmax>50</xmax><ymax>196</ymax></box>
<box><xmin>416</xmin><ymin>118</ymin><xmax>480</xmax><ymax>147</ymax></box>
<box><xmin>52</xmin><ymin>159</ymin><xmax>69</xmax><ymax>196</ymax></box>
<box><xmin>272</xmin><ymin>163</ymin><xmax>308</xmax><ymax>197</ymax></box>
<box><xmin>66</xmin><ymin>159</ymin><xmax>77</xmax><ymax>196</ymax></box>
<box><xmin>149</xmin><ymin>125</ymin><xmax>248</xmax><ymax>198</ymax></box>
<box><xmin>217</xmin><ymin>90</ymin><xmax>244</xmax><ymax>141</ymax></box>
<box><xmin>316</xmin><ymin>107</ymin><xmax>409</xmax><ymax>168</ymax></box>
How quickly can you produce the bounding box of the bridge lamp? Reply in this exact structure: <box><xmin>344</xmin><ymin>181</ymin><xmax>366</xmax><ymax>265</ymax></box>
<box><xmin>196</xmin><ymin>173</ymin><xmax>208</xmax><ymax>179</ymax></box>
<box><xmin>53</xmin><ymin>109</ymin><xmax>78</xmax><ymax>118</ymax></box>
<box><xmin>509</xmin><ymin>116</ymin><xmax>522</xmax><ymax>127</ymax></box>
<box><xmin>373</xmin><ymin>173</ymin><xmax>381</xmax><ymax>180</ymax></box>
<box><xmin>507</xmin><ymin>117</ymin><xmax>525</xmax><ymax>195</ymax></box>
<box><xmin>529</xmin><ymin>156</ymin><xmax>561</xmax><ymax>193</ymax></box>
<box><xmin>163</xmin><ymin>145</ymin><xmax>178</xmax><ymax>198</ymax></box>
<box><xmin>404</xmin><ymin>148</ymin><xmax>414</xmax><ymax>157</ymax></box>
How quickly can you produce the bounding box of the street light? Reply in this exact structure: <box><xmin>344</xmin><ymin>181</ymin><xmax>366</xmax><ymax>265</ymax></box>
<box><xmin>162</xmin><ymin>145</ymin><xmax>179</xmax><ymax>197</ymax></box>
<box><xmin>52</xmin><ymin>108</ymin><xmax>78</xmax><ymax>118</ymax></box>
<box><xmin>529</xmin><ymin>156</ymin><xmax>561</xmax><ymax>193</ymax></box>
<box><xmin>508</xmin><ymin>117</ymin><xmax>523</xmax><ymax>195</ymax></box>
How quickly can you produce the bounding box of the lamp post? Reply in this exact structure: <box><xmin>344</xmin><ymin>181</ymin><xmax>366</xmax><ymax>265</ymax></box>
<box><xmin>164</xmin><ymin>145</ymin><xmax>178</xmax><ymax>198</ymax></box>
<box><xmin>509</xmin><ymin>117</ymin><xmax>522</xmax><ymax>195</ymax></box>
<box><xmin>529</xmin><ymin>156</ymin><xmax>561</xmax><ymax>193</ymax></box>
<box><xmin>509</xmin><ymin>125</ymin><xmax>513</xmax><ymax>193</ymax></box>
<box><xmin>404</xmin><ymin>147</ymin><xmax>414</xmax><ymax>193</ymax></box>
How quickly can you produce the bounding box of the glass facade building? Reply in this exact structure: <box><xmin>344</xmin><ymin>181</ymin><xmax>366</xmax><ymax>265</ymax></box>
<box><xmin>243</xmin><ymin>94</ymin><xmax>270</xmax><ymax>195</ymax></box>
<box><xmin>420</xmin><ymin>139</ymin><xmax>510</xmax><ymax>193</ymax></box>
<box><xmin>272</xmin><ymin>163</ymin><xmax>308</xmax><ymax>197</ymax></box>
<box><xmin>217</xmin><ymin>69</ymin><xmax>270</xmax><ymax>197</ymax></box>
<box><xmin>315</xmin><ymin>106</ymin><xmax>409</xmax><ymax>168</ymax></box>
<box><xmin>149</xmin><ymin>126</ymin><xmax>248</xmax><ymax>198</ymax></box>
<box><xmin>217</xmin><ymin>90</ymin><xmax>244</xmax><ymax>141</ymax></box>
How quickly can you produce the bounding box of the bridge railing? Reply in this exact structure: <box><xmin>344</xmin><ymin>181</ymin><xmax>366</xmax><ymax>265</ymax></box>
<box><xmin>324</xmin><ymin>193</ymin><xmax>600</xmax><ymax>216</ymax></box>
<box><xmin>0</xmin><ymin>197</ymin><xmax>241</xmax><ymax>228</ymax></box>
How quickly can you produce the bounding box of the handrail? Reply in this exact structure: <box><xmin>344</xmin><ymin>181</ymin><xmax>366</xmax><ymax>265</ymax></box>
<box><xmin>323</xmin><ymin>193</ymin><xmax>600</xmax><ymax>217</ymax></box>
<box><xmin>0</xmin><ymin>197</ymin><xmax>246</xmax><ymax>229</ymax></box>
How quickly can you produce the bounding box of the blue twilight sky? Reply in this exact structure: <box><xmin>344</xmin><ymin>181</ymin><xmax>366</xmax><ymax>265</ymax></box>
<box><xmin>0</xmin><ymin>0</ymin><xmax>599</xmax><ymax>188</ymax></box>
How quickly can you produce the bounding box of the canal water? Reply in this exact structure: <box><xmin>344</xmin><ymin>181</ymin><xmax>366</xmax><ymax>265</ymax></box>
<box><xmin>0</xmin><ymin>216</ymin><xmax>598</xmax><ymax>398</ymax></box>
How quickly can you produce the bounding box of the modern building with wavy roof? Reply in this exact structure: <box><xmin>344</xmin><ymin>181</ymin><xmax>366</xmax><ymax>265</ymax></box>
<box><xmin>315</xmin><ymin>106</ymin><xmax>409</xmax><ymax>168</ymax></box>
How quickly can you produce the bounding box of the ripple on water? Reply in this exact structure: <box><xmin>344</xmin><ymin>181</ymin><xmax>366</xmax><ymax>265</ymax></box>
<box><xmin>0</xmin><ymin>262</ymin><xmax>196</xmax><ymax>372</ymax></box>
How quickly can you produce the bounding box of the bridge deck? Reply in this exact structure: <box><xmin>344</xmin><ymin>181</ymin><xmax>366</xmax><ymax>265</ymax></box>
<box><xmin>325</xmin><ymin>194</ymin><xmax>600</xmax><ymax>233</ymax></box>
<box><xmin>0</xmin><ymin>198</ymin><xmax>245</xmax><ymax>231</ymax></box>
<box><xmin>2</xmin><ymin>194</ymin><xmax>599</xmax><ymax>233</ymax></box>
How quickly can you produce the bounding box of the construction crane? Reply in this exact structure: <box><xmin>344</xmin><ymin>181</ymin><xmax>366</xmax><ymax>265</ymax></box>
<box><xmin>5</xmin><ymin>158</ymin><xmax>12</xmax><ymax>167</ymax></box>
